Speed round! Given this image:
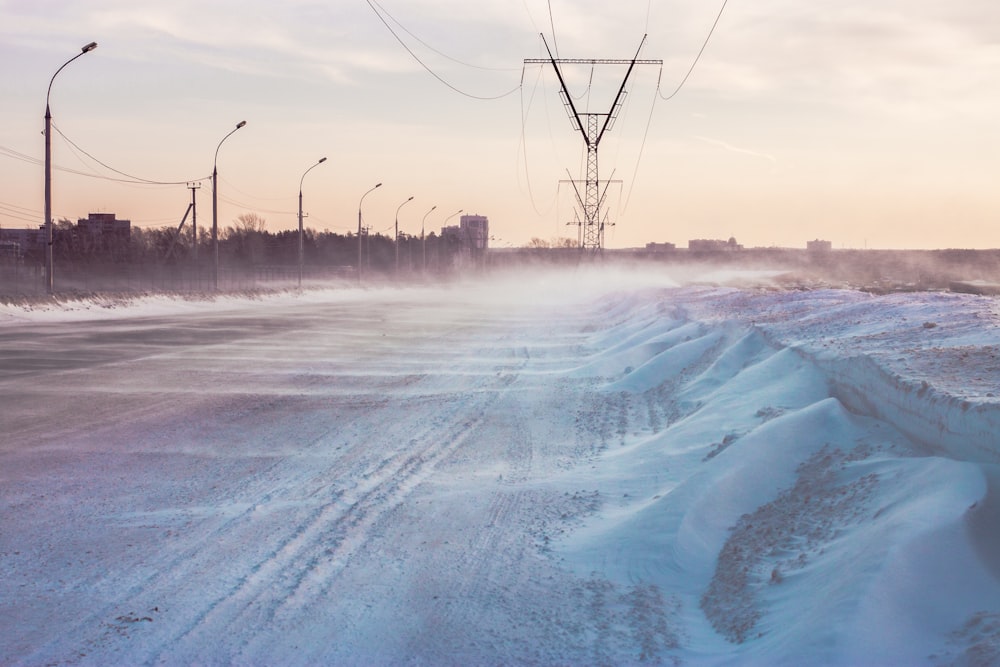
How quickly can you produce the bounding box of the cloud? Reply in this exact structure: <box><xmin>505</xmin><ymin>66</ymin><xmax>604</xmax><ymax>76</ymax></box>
<box><xmin>683</xmin><ymin>0</ymin><xmax>1000</xmax><ymax>119</ymax></box>
<box><xmin>694</xmin><ymin>136</ymin><xmax>777</xmax><ymax>164</ymax></box>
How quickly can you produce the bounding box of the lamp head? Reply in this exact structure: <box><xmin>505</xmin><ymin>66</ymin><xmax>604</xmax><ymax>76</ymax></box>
<box><xmin>82</xmin><ymin>42</ymin><xmax>98</xmax><ymax>53</ymax></box>
<box><xmin>236</xmin><ymin>120</ymin><xmax>247</xmax><ymax>129</ymax></box>
<box><xmin>318</xmin><ymin>157</ymin><xmax>327</xmax><ymax>164</ymax></box>
<box><xmin>375</xmin><ymin>183</ymin><xmax>382</xmax><ymax>188</ymax></box>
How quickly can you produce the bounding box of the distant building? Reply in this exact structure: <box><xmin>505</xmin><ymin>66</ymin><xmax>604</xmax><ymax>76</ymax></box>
<box><xmin>0</xmin><ymin>240</ymin><xmax>21</xmax><ymax>261</ymax></box>
<box><xmin>460</xmin><ymin>214</ymin><xmax>489</xmax><ymax>253</ymax></box>
<box><xmin>77</xmin><ymin>213</ymin><xmax>131</xmax><ymax>241</ymax></box>
<box><xmin>688</xmin><ymin>237</ymin><xmax>742</xmax><ymax>252</ymax></box>
<box><xmin>441</xmin><ymin>214</ymin><xmax>489</xmax><ymax>268</ymax></box>
<box><xmin>645</xmin><ymin>242</ymin><xmax>676</xmax><ymax>252</ymax></box>
<box><xmin>0</xmin><ymin>226</ymin><xmax>45</xmax><ymax>258</ymax></box>
<box><xmin>807</xmin><ymin>239</ymin><xmax>832</xmax><ymax>252</ymax></box>
<box><xmin>76</xmin><ymin>213</ymin><xmax>131</xmax><ymax>258</ymax></box>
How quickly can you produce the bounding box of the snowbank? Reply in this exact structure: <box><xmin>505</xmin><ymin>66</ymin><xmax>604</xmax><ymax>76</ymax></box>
<box><xmin>3</xmin><ymin>272</ymin><xmax>1000</xmax><ymax>665</ymax></box>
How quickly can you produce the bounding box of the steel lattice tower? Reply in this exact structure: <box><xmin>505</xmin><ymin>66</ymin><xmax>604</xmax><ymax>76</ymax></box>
<box><xmin>526</xmin><ymin>35</ymin><xmax>661</xmax><ymax>253</ymax></box>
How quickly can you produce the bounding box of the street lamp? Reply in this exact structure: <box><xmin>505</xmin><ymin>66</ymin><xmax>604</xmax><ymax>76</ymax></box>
<box><xmin>212</xmin><ymin>120</ymin><xmax>246</xmax><ymax>290</ymax></box>
<box><xmin>44</xmin><ymin>41</ymin><xmax>98</xmax><ymax>294</ymax></box>
<box><xmin>395</xmin><ymin>195</ymin><xmax>413</xmax><ymax>275</ymax></box>
<box><xmin>298</xmin><ymin>156</ymin><xmax>327</xmax><ymax>287</ymax></box>
<box><xmin>357</xmin><ymin>182</ymin><xmax>381</xmax><ymax>282</ymax></box>
<box><xmin>421</xmin><ymin>205</ymin><xmax>436</xmax><ymax>273</ymax></box>
<box><xmin>437</xmin><ymin>209</ymin><xmax>462</xmax><ymax>274</ymax></box>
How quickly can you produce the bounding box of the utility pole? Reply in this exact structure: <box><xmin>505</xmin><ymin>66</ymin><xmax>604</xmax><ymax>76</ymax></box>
<box><xmin>357</xmin><ymin>183</ymin><xmax>381</xmax><ymax>283</ymax></box>
<box><xmin>187</xmin><ymin>182</ymin><xmax>200</xmax><ymax>261</ymax></box>
<box><xmin>526</xmin><ymin>35</ymin><xmax>660</xmax><ymax>253</ymax></box>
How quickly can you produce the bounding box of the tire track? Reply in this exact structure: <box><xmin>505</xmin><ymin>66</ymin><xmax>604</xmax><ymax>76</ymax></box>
<box><xmin>151</xmin><ymin>378</ymin><xmax>510</xmax><ymax>662</ymax></box>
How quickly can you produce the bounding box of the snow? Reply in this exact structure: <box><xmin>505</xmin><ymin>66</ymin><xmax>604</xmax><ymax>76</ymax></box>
<box><xmin>2</xmin><ymin>265</ymin><xmax>1000</xmax><ymax>665</ymax></box>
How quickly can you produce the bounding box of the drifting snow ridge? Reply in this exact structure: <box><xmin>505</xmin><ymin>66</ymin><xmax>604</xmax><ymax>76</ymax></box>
<box><xmin>4</xmin><ymin>277</ymin><xmax>1000</xmax><ymax>665</ymax></box>
<box><xmin>701</xmin><ymin>444</ymin><xmax>879</xmax><ymax>643</ymax></box>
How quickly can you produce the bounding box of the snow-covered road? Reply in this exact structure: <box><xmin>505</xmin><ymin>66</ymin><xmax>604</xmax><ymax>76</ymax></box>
<box><xmin>2</xmin><ymin>267</ymin><xmax>1000</xmax><ymax>665</ymax></box>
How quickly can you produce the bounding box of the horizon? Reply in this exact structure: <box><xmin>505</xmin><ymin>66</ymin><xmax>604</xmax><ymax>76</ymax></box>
<box><xmin>1</xmin><ymin>1</ymin><xmax>998</xmax><ymax>250</ymax></box>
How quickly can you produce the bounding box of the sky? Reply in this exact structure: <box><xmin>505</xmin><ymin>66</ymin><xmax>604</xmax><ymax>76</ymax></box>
<box><xmin>1</xmin><ymin>0</ymin><xmax>998</xmax><ymax>250</ymax></box>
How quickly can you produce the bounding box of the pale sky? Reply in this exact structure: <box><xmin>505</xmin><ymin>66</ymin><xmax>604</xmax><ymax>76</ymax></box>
<box><xmin>1</xmin><ymin>0</ymin><xmax>998</xmax><ymax>250</ymax></box>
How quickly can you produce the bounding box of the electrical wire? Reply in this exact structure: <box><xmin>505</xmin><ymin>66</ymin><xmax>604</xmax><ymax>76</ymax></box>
<box><xmin>57</xmin><ymin>127</ymin><xmax>116</xmax><ymax>181</ymax></box>
<box><xmin>520</xmin><ymin>0</ymin><xmax>543</xmax><ymax>35</ymax></box>
<box><xmin>364</xmin><ymin>0</ymin><xmax>522</xmax><ymax>100</ymax></box>
<box><xmin>0</xmin><ymin>200</ymin><xmax>39</xmax><ymax>216</ymax></box>
<box><xmin>0</xmin><ymin>200</ymin><xmax>40</xmax><ymax>224</ymax></box>
<box><xmin>621</xmin><ymin>78</ymin><xmax>659</xmax><ymax>215</ymax></box>
<box><xmin>52</xmin><ymin>125</ymin><xmax>207</xmax><ymax>185</ymax></box>
<box><xmin>217</xmin><ymin>174</ymin><xmax>296</xmax><ymax>204</ymax></box>
<box><xmin>0</xmin><ymin>212</ymin><xmax>39</xmax><ymax>225</ymax></box>
<box><xmin>218</xmin><ymin>193</ymin><xmax>296</xmax><ymax>217</ymax></box>
<box><xmin>369</xmin><ymin>0</ymin><xmax>519</xmax><ymax>72</ymax></box>
<box><xmin>568</xmin><ymin>66</ymin><xmax>594</xmax><ymax>102</ymax></box>
<box><xmin>658</xmin><ymin>0</ymin><xmax>728</xmax><ymax>101</ymax></box>
<box><xmin>130</xmin><ymin>215</ymin><xmax>193</xmax><ymax>228</ymax></box>
<box><xmin>548</xmin><ymin>0</ymin><xmax>560</xmax><ymax>59</ymax></box>
<box><xmin>517</xmin><ymin>64</ymin><xmax>557</xmax><ymax>218</ymax></box>
<box><xmin>0</xmin><ymin>143</ymin><xmax>143</xmax><ymax>184</ymax></box>
<box><xmin>0</xmin><ymin>145</ymin><xmax>42</xmax><ymax>167</ymax></box>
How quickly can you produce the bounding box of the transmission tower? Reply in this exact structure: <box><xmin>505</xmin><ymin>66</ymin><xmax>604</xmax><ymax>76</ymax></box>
<box><xmin>526</xmin><ymin>35</ymin><xmax>660</xmax><ymax>252</ymax></box>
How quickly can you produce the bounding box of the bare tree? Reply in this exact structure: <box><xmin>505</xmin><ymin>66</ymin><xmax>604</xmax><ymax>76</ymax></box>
<box><xmin>233</xmin><ymin>212</ymin><xmax>267</xmax><ymax>234</ymax></box>
<box><xmin>225</xmin><ymin>213</ymin><xmax>268</xmax><ymax>265</ymax></box>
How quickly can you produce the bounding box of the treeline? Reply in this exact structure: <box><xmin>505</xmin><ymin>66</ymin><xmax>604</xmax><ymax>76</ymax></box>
<box><xmin>37</xmin><ymin>213</ymin><xmax>462</xmax><ymax>274</ymax></box>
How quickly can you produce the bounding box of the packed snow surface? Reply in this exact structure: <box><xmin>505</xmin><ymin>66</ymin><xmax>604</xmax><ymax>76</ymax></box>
<box><xmin>2</xmin><ymin>267</ymin><xmax>1000</xmax><ymax>665</ymax></box>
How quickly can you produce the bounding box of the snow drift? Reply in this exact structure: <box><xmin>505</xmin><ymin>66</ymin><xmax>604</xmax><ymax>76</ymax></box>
<box><xmin>2</xmin><ymin>267</ymin><xmax>999</xmax><ymax>665</ymax></box>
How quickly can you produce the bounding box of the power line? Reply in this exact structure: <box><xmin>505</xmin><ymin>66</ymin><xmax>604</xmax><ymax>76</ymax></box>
<box><xmin>218</xmin><ymin>193</ymin><xmax>295</xmax><ymax>217</ymax></box>
<box><xmin>217</xmin><ymin>175</ymin><xmax>295</xmax><ymax>204</ymax></box>
<box><xmin>0</xmin><ymin>143</ymin><xmax>140</xmax><ymax>184</ymax></box>
<box><xmin>658</xmin><ymin>0</ymin><xmax>729</xmax><ymax>101</ymax></box>
<box><xmin>0</xmin><ymin>200</ymin><xmax>40</xmax><ymax>224</ymax></box>
<box><xmin>52</xmin><ymin>124</ymin><xmax>207</xmax><ymax>185</ymax></box>
<box><xmin>622</xmin><ymin>80</ymin><xmax>659</xmax><ymax>214</ymax></box>
<box><xmin>548</xmin><ymin>0</ymin><xmax>560</xmax><ymax>59</ymax></box>
<box><xmin>0</xmin><ymin>200</ymin><xmax>39</xmax><ymax>215</ymax></box>
<box><xmin>1</xmin><ymin>141</ymin><xmax>207</xmax><ymax>197</ymax></box>
<box><xmin>365</xmin><ymin>0</ymin><xmax>522</xmax><ymax>100</ymax></box>
<box><xmin>369</xmin><ymin>0</ymin><xmax>519</xmax><ymax>72</ymax></box>
<box><xmin>568</xmin><ymin>66</ymin><xmax>594</xmax><ymax>102</ymax></box>
<box><xmin>0</xmin><ymin>144</ymin><xmax>42</xmax><ymax>166</ymax></box>
<box><xmin>517</xmin><ymin>65</ymin><xmax>557</xmax><ymax>218</ymax></box>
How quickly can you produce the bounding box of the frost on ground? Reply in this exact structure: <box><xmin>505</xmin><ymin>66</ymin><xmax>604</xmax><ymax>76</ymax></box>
<box><xmin>2</xmin><ymin>267</ymin><xmax>1000</xmax><ymax>665</ymax></box>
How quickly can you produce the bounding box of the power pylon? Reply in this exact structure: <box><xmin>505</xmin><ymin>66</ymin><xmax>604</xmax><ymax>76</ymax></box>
<box><xmin>526</xmin><ymin>35</ymin><xmax>660</xmax><ymax>252</ymax></box>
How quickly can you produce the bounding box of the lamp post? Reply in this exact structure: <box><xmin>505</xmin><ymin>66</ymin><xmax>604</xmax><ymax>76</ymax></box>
<box><xmin>421</xmin><ymin>205</ymin><xmax>436</xmax><ymax>273</ymax></box>
<box><xmin>437</xmin><ymin>209</ymin><xmax>462</xmax><ymax>274</ymax></box>
<box><xmin>357</xmin><ymin>182</ymin><xmax>381</xmax><ymax>282</ymax></box>
<box><xmin>298</xmin><ymin>156</ymin><xmax>326</xmax><ymax>287</ymax></box>
<box><xmin>44</xmin><ymin>41</ymin><xmax>98</xmax><ymax>294</ymax></box>
<box><xmin>212</xmin><ymin>120</ymin><xmax>246</xmax><ymax>290</ymax></box>
<box><xmin>394</xmin><ymin>195</ymin><xmax>413</xmax><ymax>275</ymax></box>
